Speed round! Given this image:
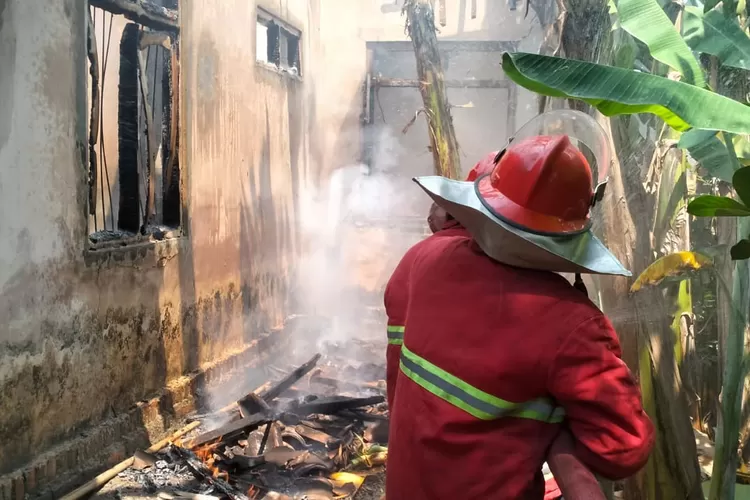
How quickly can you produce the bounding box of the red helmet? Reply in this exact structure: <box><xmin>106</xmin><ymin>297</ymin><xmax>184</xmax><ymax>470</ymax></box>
<box><xmin>475</xmin><ymin>135</ymin><xmax>593</xmax><ymax>235</ymax></box>
<box><xmin>465</xmin><ymin>151</ymin><xmax>499</xmax><ymax>182</ymax></box>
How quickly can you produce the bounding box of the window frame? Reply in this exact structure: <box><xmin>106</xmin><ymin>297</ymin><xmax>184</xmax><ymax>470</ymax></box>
<box><xmin>84</xmin><ymin>0</ymin><xmax>185</xmax><ymax>252</ymax></box>
<box><xmin>255</xmin><ymin>7</ymin><xmax>303</xmax><ymax>78</ymax></box>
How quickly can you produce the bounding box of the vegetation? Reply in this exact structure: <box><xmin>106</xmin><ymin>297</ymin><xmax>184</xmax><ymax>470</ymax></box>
<box><xmin>503</xmin><ymin>0</ymin><xmax>750</xmax><ymax>497</ymax></box>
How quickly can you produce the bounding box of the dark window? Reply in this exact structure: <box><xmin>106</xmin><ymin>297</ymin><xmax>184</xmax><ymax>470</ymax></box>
<box><xmin>86</xmin><ymin>1</ymin><xmax>181</xmax><ymax>247</ymax></box>
<box><xmin>256</xmin><ymin>9</ymin><xmax>301</xmax><ymax>76</ymax></box>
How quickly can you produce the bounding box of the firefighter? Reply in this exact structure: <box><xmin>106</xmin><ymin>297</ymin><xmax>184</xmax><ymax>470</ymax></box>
<box><xmin>384</xmin><ymin>153</ymin><xmax>498</xmax><ymax>408</ymax></box>
<box><xmin>386</xmin><ymin>110</ymin><xmax>655</xmax><ymax>499</ymax></box>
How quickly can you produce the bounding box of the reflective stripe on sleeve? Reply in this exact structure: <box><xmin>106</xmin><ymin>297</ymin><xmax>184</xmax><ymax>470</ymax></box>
<box><xmin>387</xmin><ymin>325</ymin><xmax>405</xmax><ymax>345</ymax></box>
<box><xmin>399</xmin><ymin>344</ymin><xmax>564</xmax><ymax>423</ymax></box>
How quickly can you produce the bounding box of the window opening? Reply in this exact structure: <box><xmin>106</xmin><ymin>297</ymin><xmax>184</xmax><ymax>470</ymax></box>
<box><xmin>256</xmin><ymin>9</ymin><xmax>301</xmax><ymax>76</ymax></box>
<box><xmin>86</xmin><ymin>0</ymin><xmax>181</xmax><ymax>247</ymax></box>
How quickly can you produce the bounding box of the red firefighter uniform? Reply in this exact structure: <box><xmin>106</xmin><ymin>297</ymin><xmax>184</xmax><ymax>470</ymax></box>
<box><xmin>384</xmin><ymin>153</ymin><xmax>497</xmax><ymax>409</ymax></box>
<box><xmin>386</xmin><ymin>110</ymin><xmax>655</xmax><ymax>499</ymax></box>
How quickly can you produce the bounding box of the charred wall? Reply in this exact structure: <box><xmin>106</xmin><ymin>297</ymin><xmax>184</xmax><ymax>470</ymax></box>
<box><xmin>0</xmin><ymin>0</ymin><xmax>321</xmax><ymax>482</ymax></box>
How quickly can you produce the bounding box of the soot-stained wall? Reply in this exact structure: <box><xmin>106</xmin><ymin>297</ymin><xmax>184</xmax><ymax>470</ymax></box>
<box><xmin>0</xmin><ymin>0</ymin><xmax>321</xmax><ymax>476</ymax></box>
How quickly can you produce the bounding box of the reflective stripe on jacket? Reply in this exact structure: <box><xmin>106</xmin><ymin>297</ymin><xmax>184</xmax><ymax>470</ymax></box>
<box><xmin>399</xmin><ymin>344</ymin><xmax>565</xmax><ymax>423</ymax></box>
<box><xmin>387</xmin><ymin>325</ymin><xmax>404</xmax><ymax>346</ymax></box>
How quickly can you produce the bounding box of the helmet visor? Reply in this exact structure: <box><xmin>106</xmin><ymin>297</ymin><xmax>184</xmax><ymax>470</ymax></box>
<box><xmin>508</xmin><ymin>109</ymin><xmax>611</xmax><ymax>186</ymax></box>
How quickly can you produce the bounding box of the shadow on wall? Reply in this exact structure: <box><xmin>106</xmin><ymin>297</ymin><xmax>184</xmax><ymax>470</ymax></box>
<box><xmin>241</xmin><ymin>105</ymin><xmax>283</xmax><ymax>340</ymax></box>
<box><xmin>0</xmin><ymin>0</ymin><xmax>14</xmax><ymax>151</ymax></box>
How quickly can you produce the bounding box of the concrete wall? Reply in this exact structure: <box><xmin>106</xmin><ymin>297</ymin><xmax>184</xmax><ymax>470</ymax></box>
<box><xmin>0</xmin><ymin>0</ymin><xmax>321</xmax><ymax>481</ymax></box>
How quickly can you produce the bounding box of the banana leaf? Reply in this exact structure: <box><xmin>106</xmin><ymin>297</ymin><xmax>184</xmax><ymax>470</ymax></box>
<box><xmin>687</xmin><ymin>195</ymin><xmax>750</xmax><ymax>216</ymax></box>
<box><xmin>678</xmin><ymin>129</ymin><xmax>739</xmax><ymax>182</ymax></box>
<box><xmin>683</xmin><ymin>6</ymin><xmax>750</xmax><ymax>71</ymax></box>
<box><xmin>733</xmin><ymin>166</ymin><xmax>750</xmax><ymax>206</ymax></box>
<box><xmin>735</xmin><ymin>135</ymin><xmax>750</xmax><ymax>165</ymax></box>
<box><xmin>731</xmin><ymin>238</ymin><xmax>750</xmax><ymax>259</ymax></box>
<box><xmin>614</xmin><ymin>0</ymin><xmax>705</xmax><ymax>86</ymax></box>
<box><xmin>501</xmin><ymin>52</ymin><xmax>750</xmax><ymax>133</ymax></box>
<box><xmin>704</xmin><ymin>0</ymin><xmax>721</xmax><ymax>12</ymax></box>
<box><xmin>630</xmin><ymin>251</ymin><xmax>713</xmax><ymax>292</ymax></box>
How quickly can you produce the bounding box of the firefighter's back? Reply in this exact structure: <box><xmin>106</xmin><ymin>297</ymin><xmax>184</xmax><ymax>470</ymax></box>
<box><xmin>387</xmin><ymin>233</ymin><xmax>603</xmax><ymax>500</ymax></box>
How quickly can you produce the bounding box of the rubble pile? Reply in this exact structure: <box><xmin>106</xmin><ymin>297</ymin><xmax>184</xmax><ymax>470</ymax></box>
<box><xmin>99</xmin><ymin>341</ymin><xmax>389</xmax><ymax>500</ymax></box>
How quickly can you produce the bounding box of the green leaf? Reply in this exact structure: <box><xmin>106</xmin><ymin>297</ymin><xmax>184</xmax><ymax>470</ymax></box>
<box><xmin>678</xmin><ymin>129</ymin><xmax>738</xmax><ymax>182</ymax></box>
<box><xmin>734</xmin><ymin>135</ymin><xmax>750</xmax><ymax>166</ymax></box>
<box><xmin>614</xmin><ymin>0</ymin><xmax>705</xmax><ymax>86</ymax></box>
<box><xmin>703</xmin><ymin>0</ymin><xmax>721</xmax><ymax>11</ymax></box>
<box><xmin>730</xmin><ymin>239</ymin><xmax>750</xmax><ymax>259</ymax></box>
<box><xmin>683</xmin><ymin>7</ymin><xmax>750</xmax><ymax>71</ymax></box>
<box><xmin>734</xmin><ymin>167</ymin><xmax>750</xmax><ymax>207</ymax></box>
<box><xmin>687</xmin><ymin>195</ymin><xmax>750</xmax><ymax>216</ymax></box>
<box><xmin>725</xmin><ymin>131</ymin><xmax>743</xmax><ymax>171</ymax></box>
<box><xmin>501</xmin><ymin>52</ymin><xmax>750</xmax><ymax>134</ymax></box>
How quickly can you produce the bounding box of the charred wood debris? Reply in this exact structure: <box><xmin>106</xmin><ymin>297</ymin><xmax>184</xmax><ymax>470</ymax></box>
<box><xmin>101</xmin><ymin>345</ymin><xmax>389</xmax><ymax>500</ymax></box>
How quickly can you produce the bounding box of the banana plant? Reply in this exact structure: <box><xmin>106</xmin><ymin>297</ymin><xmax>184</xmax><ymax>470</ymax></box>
<box><xmin>501</xmin><ymin>0</ymin><xmax>750</xmax><ymax>496</ymax></box>
<box><xmin>683</xmin><ymin>7</ymin><xmax>750</xmax><ymax>72</ymax></box>
<box><xmin>690</xmin><ymin>166</ymin><xmax>750</xmax><ymax>258</ymax></box>
<box><xmin>501</xmin><ymin>52</ymin><xmax>750</xmax><ymax>132</ymax></box>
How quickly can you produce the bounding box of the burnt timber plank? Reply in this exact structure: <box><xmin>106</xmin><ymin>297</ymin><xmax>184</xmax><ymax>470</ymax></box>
<box><xmin>89</xmin><ymin>0</ymin><xmax>179</xmax><ymax>32</ymax></box>
<box><xmin>189</xmin><ymin>414</ymin><xmax>270</xmax><ymax>448</ymax></box>
<box><xmin>292</xmin><ymin>395</ymin><xmax>385</xmax><ymax>416</ymax></box>
<box><xmin>252</xmin><ymin>353</ymin><xmax>322</xmax><ymax>404</ymax></box>
<box><xmin>372</xmin><ymin>77</ymin><xmax>510</xmax><ymax>89</ymax></box>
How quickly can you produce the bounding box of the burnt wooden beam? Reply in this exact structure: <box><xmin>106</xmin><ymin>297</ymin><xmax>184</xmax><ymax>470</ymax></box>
<box><xmin>292</xmin><ymin>395</ymin><xmax>385</xmax><ymax>416</ymax></box>
<box><xmin>163</xmin><ymin>42</ymin><xmax>180</xmax><ymax>227</ymax></box>
<box><xmin>89</xmin><ymin>0</ymin><xmax>179</xmax><ymax>32</ymax></box>
<box><xmin>372</xmin><ymin>77</ymin><xmax>510</xmax><ymax>89</ymax></box>
<box><xmin>189</xmin><ymin>413</ymin><xmax>271</xmax><ymax>448</ymax></box>
<box><xmin>86</xmin><ymin>9</ymin><xmax>100</xmax><ymax>217</ymax></box>
<box><xmin>366</xmin><ymin>40</ymin><xmax>518</xmax><ymax>53</ymax></box>
<box><xmin>137</xmin><ymin>49</ymin><xmax>157</xmax><ymax>228</ymax></box>
<box><xmin>117</xmin><ymin>23</ymin><xmax>142</xmax><ymax>233</ymax></box>
<box><xmin>253</xmin><ymin>353</ymin><xmax>322</xmax><ymax>403</ymax></box>
<box><xmin>197</xmin><ymin>355</ymin><xmax>323</xmax><ymax>446</ymax></box>
<box><xmin>238</xmin><ymin>391</ymin><xmax>272</xmax><ymax>418</ymax></box>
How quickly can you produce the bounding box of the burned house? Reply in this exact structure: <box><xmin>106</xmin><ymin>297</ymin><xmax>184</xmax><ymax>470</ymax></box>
<box><xmin>0</xmin><ymin>0</ymin><xmax>543</xmax><ymax>497</ymax></box>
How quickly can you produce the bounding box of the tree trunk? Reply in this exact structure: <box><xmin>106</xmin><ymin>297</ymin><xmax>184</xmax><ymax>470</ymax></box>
<box><xmin>403</xmin><ymin>0</ymin><xmax>461</xmax><ymax>179</ymax></box>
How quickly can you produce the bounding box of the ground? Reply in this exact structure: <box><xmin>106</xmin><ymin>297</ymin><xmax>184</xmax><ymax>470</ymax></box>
<box><xmin>93</xmin><ymin>468</ymin><xmax>386</xmax><ymax>500</ymax></box>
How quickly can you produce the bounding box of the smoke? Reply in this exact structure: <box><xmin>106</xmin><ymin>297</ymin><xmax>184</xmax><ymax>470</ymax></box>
<box><xmin>285</xmin><ymin>127</ymin><xmax>418</xmax><ymax>378</ymax></box>
<box><xmin>199</xmin><ymin>95</ymin><xmax>421</xmax><ymax>419</ymax></box>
